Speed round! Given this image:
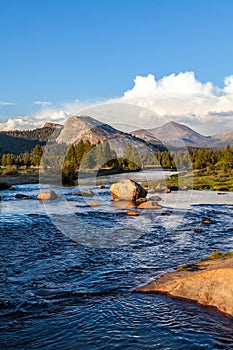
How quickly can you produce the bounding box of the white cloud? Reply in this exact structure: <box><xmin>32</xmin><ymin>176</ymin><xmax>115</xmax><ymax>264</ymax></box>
<box><xmin>0</xmin><ymin>101</ymin><xmax>15</xmax><ymax>106</ymax></box>
<box><xmin>0</xmin><ymin>110</ymin><xmax>69</xmax><ymax>131</ymax></box>
<box><xmin>2</xmin><ymin>71</ymin><xmax>233</xmax><ymax>134</ymax></box>
<box><xmin>0</xmin><ymin>116</ymin><xmax>36</xmax><ymax>131</ymax></box>
<box><xmin>34</xmin><ymin>101</ymin><xmax>52</xmax><ymax>106</ymax></box>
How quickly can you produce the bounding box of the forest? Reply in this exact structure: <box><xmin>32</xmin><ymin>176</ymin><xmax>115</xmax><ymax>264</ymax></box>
<box><xmin>0</xmin><ymin>141</ymin><xmax>233</xmax><ymax>186</ymax></box>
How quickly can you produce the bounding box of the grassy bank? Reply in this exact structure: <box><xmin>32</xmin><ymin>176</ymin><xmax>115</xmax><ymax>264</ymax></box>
<box><xmin>167</xmin><ymin>168</ymin><xmax>233</xmax><ymax>191</ymax></box>
<box><xmin>0</xmin><ymin>167</ymin><xmax>39</xmax><ymax>186</ymax></box>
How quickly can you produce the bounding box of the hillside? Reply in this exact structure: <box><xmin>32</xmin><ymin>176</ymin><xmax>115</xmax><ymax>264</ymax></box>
<box><xmin>56</xmin><ymin>115</ymin><xmax>164</xmax><ymax>156</ymax></box>
<box><xmin>0</xmin><ymin>123</ymin><xmax>62</xmax><ymax>154</ymax></box>
<box><xmin>211</xmin><ymin>130</ymin><xmax>233</xmax><ymax>147</ymax></box>
<box><xmin>132</xmin><ymin>121</ymin><xmax>212</xmax><ymax>148</ymax></box>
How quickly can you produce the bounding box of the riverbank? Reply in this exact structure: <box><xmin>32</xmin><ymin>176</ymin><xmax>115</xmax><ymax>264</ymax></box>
<box><xmin>135</xmin><ymin>252</ymin><xmax>233</xmax><ymax>317</ymax></box>
<box><xmin>167</xmin><ymin>168</ymin><xmax>233</xmax><ymax>191</ymax></box>
<box><xmin>0</xmin><ymin>169</ymin><xmax>39</xmax><ymax>185</ymax></box>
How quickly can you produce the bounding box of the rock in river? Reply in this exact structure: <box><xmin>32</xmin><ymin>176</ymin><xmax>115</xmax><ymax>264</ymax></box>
<box><xmin>135</xmin><ymin>256</ymin><xmax>233</xmax><ymax>317</ymax></box>
<box><xmin>137</xmin><ymin>201</ymin><xmax>163</xmax><ymax>209</ymax></box>
<box><xmin>37</xmin><ymin>190</ymin><xmax>58</xmax><ymax>201</ymax></box>
<box><xmin>110</xmin><ymin>179</ymin><xmax>147</xmax><ymax>201</ymax></box>
<box><xmin>15</xmin><ymin>193</ymin><xmax>30</xmax><ymax>199</ymax></box>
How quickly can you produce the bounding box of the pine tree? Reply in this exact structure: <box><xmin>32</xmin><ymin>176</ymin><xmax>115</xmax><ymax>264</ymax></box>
<box><xmin>2</xmin><ymin>153</ymin><xmax>13</xmax><ymax>167</ymax></box>
<box><xmin>32</xmin><ymin>145</ymin><xmax>43</xmax><ymax>166</ymax></box>
<box><xmin>23</xmin><ymin>152</ymin><xmax>31</xmax><ymax>169</ymax></box>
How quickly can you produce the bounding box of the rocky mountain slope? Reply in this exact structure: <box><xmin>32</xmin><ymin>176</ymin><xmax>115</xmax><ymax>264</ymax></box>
<box><xmin>56</xmin><ymin>115</ymin><xmax>163</xmax><ymax>156</ymax></box>
<box><xmin>132</xmin><ymin>121</ymin><xmax>212</xmax><ymax>148</ymax></box>
<box><xmin>211</xmin><ymin>130</ymin><xmax>233</xmax><ymax>147</ymax></box>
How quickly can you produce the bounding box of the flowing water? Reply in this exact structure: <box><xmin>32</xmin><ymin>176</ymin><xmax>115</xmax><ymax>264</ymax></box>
<box><xmin>1</xmin><ymin>170</ymin><xmax>233</xmax><ymax>349</ymax></box>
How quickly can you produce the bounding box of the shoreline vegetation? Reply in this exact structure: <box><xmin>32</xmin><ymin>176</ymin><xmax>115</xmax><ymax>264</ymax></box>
<box><xmin>0</xmin><ymin>143</ymin><xmax>233</xmax><ymax>190</ymax></box>
<box><xmin>1</xmin><ymin>165</ymin><xmax>233</xmax><ymax>191</ymax></box>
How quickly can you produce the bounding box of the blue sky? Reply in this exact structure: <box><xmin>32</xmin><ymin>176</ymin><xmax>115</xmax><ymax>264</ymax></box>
<box><xmin>1</xmin><ymin>0</ymin><xmax>233</xmax><ymax>133</ymax></box>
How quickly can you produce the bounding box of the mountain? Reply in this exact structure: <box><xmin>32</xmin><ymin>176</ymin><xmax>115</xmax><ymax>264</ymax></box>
<box><xmin>56</xmin><ymin>115</ymin><xmax>164</xmax><ymax>155</ymax></box>
<box><xmin>0</xmin><ymin>122</ymin><xmax>62</xmax><ymax>154</ymax></box>
<box><xmin>211</xmin><ymin>130</ymin><xmax>233</xmax><ymax>147</ymax></box>
<box><xmin>132</xmin><ymin>121</ymin><xmax>212</xmax><ymax>148</ymax></box>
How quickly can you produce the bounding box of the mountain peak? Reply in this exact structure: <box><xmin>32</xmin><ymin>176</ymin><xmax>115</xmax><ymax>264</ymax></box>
<box><xmin>132</xmin><ymin>121</ymin><xmax>211</xmax><ymax>148</ymax></box>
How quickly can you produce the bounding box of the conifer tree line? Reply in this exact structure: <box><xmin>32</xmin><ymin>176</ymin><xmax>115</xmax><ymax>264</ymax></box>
<box><xmin>0</xmin><ymin>144</ymin><xmax>43</xmax><ymax>168</ymax></box>
<box><xmin>1</xmin><ymin>141</ymin><xmax>233</xmax><ymax>173</ymax></box>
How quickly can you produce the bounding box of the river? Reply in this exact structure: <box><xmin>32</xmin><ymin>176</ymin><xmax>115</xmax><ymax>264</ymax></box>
<box><xmin>1</xmin><ymin>170</ymin><xmax>233</xmax><ymax>349</ymax></box>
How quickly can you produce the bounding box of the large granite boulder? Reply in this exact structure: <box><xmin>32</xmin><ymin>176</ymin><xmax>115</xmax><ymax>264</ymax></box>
<box><xmin>37</xmin><ymin>190</ymin><xmax>58</xmax><ymax>201</ymax></box>
<box><xmin>110</xmin><ymin>179</ymin><xmax>147</xmax><ymax>201</ymax></box>
<box><xmin>135</xmin><ymin>256</ymin><xmax>233</xmax><ymax>317</ymax></box>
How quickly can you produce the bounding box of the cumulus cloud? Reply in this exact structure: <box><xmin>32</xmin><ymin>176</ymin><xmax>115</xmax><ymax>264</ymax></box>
<box><xmin>34</xmin><ymin>101</ymin><xmax>52</xmax><ymax>106</ymax></box>
<box><xmin>2</xmin><ymin>71</ymin><xmax>233</xmax><ymax>134</ymax></box>
<box><xmin>111</xmin><ymin>72</ymin><xmax>233</xmax><ymax>134</ymax></box>
<box><xmin>69</xmin><ymin>72</ymin><xmax>233</xmax><ymax>134</ymax></box>
<box><xmin>0</xmin><ymin>110</ymin><xmax>69</xmax><ymax>131</ymax></box>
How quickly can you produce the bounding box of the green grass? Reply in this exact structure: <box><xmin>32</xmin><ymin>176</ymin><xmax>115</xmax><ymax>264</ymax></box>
<box><xmin>202</xmin><ymin>250</ymin><xmax>233</xmax><ymax>261</ymax></box>
<box><xmin>176</xmin><ymin>264</ymin><xmax>198</xmax><ymax>271</ymax></box>
<box><xmin>166</xmin><ymin>168</ymin><xmax>233</xmax><ymax>191</ymax></box>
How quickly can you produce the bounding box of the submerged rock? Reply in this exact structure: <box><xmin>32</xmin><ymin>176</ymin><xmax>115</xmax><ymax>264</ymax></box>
<box><xmin>148</xmin><ymin>195</ymin><xmax>162</xmax><ymax>202</ymax></box>
<box><xmin>98</xmin><ymin>185</ymin><xmax>105</xmax><ymax>189</ymax></box>
<box><xmin>135</xmin><ymin>256</ymin><xmax>233</xmax><ymax>317</ymax></box>
<box><xmin>135</xmin><ymin>197</ymin><xmax>147</xmax><ymax>206</ymax></box>
<box><xmin>110</xmin><ymin>200</ymin><xmax>135</xmax><ymax>209</ymax></box>
<box><xmin>137</xmin><ymin>201</ymin><xmax>162</xmax><ymax>209</ymax></box>
<box><xmin>0</xmin><ymin>182</ymin><xmax>11</xmax><ymax>190</ymax></box>
<box><xmin>73</xmin><ymin>190</ymin><xmax>94</xmax><ymax>197</ymax></box>
<box><xmin>89</xmin><ymin>201</ymin><xmax>101</xmax><ymax>206</ymax></box>
<box><xmin>37</xmin><ymin>190</ymin><xmax>58</xmax><ymax>201</ymax></box>
<box><xmin>15</xmin><ymin>193</ymin><xmax>30</xmax><ymax>199</ymax></box>
<box><xmin>127</xmin><ymin>210</ymin><xmax>141</xmax><ymax>216</ymax></box>
<box><xmin>110</xmin><ymin>179</ymin><xmax>147</xmax><ymax>201</ymax></box>
<box><xmin>155</xmin><ymin>183</ymin><xmax>171</xmax><ymax>193</ymax></box>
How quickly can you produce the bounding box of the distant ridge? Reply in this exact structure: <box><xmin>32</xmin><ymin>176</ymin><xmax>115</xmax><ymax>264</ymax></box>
<box><xmin>132</xmin><ymin>121</ymin><xmax>233</xmax><ymax>148</ymax></box>
<box><xmin>1</xmin><ymin>117</ymin><xmax>233</xmax><ymax>155</ymax></box>
<box><xmin>0</xmin><ymin>122</ymin><xmax>63</xmax><ymax>154</ymax></box>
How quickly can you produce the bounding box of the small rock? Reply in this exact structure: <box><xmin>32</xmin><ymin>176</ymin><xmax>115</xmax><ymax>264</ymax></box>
<box><xmin>155</xmin><ymin>183</ymin><xmax>170</xmax><ymax>193</ymax></box>
<box><xmin>72</xmin><ymin>190</ymin><xmax>94</xmax><ymax>197</ymax></box>
<box><xmin>0</xmin><ymin>182</ymin><xmax>11</xmax><ymax>190</ymax></box>
<box><xmin>137</xmin><ymin>201</ymin><xmax>163</xmax><ymax>209</ymax></box>
<box><xmin>127</xmin><ymin>210</ymin><xmax>141</xmax><ymax>216</ymax></box>
<box><xmin>147</xmin><ymin>188</ymin><xmax>156</xmax><ymax>194</ymax></box>
<box><xmin>180</xmin><ymin>186</ymin><xmax>188</xmax><ymax>191</ymax></box>
<box><xmin>194</xmin><ymin>227</ymin><xmax>202</xmax><ymax>233</ymax></box>
<box><xmin>37</xmin><ymin>190</ymin><xmax>58</xmax><ymax>201</ymax></box>
<box><xmin>135</xmin><ymin>197</ymin><xmax>147</xmax><ymax>206</ymax></box>
<box><xmin>15</xmin><ymin>193</ymin><xmax>30</xmax><ymax>199</ymax></box>
<box><xmin>161</xmin><ymin>211</ymin><xmax>172</xmax><ymax>216</ymax></box>
<box><xmin>217</xmin><ymin>192</ymin><xmax>226</xmax><ymax>195</ymax></box>
<box><xmin>148</xmin><ymin>195</ymin><xmax>162</xmax><ymax>202</ymax></box>
<box><xmin>8</xmin><ymin>187</ymin><xmax>16</xmax><ymax>191</ymax></box>
<box><xmin>89</xmin><ymin>201</ymin><xmax>101</xmax><ymax>206</ymax></box>
<box><xmin>98</xmin><ymin>185</ymin><xmax>105</xmax><ymax>189</ymax></box>
<box><xmin>169</xmin><ymin>186</ymin><xmax>180</xmax><ymax>191</ymax></box>
<box><xmin>82</xmin><ymin>190</ymin><xmax>94</xmax><ymax>197</ymax></box>
<box><xmin>202</xmin><ymin>219</ymin><xmax>212</xmax><ymax>225</ymax></box>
